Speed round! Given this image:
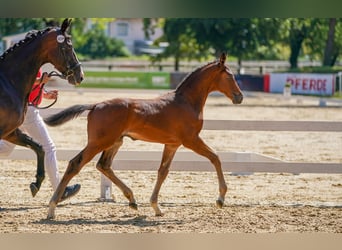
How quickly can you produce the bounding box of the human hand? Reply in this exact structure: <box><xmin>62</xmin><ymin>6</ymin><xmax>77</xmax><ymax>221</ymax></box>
<box><xmin>43</xmin><ymin>89</ymin><xmax>58</xmax><ymax>99</ymax></box>
<box><xmin>40</xmin><ymin>72</ymin><xmax>51</xmax><ymax>84</ymax></box>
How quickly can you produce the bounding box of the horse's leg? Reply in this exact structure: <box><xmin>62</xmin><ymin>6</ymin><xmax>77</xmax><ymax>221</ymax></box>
<box><xmin>5</xmin><ymin>129</ymin><xmax>45</xmax><ymax>197</ymax></box>
<box><xmin>96</xmin><ymin>138</ymin><xmax>137</xmax><ymax>210</ymax></box>
<box><xmin>183</xmin><ymin>136</ymin><xmax>227</xmax><ymax>208</ymax></box>
<box><xmin>150</xmin><ymin>144</ymin><xmax>179</xmax><ymax>216</ymax></box>
<box><xmin>47</xmin><ymin>145</ymin><xmax>99</xmax><ymax>220</ymax></box>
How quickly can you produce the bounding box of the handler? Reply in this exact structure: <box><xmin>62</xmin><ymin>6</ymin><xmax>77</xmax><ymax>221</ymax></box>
<box><xmin>0</xmin><ymin>69</ymin><xmax>80</xmax><ymax>202</ymax></box>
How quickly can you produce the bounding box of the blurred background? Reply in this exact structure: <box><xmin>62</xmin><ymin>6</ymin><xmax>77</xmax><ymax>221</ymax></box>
<box><xmin>1</xmin><ymin>18</ymin><xmax>341</xmax><ymax>96</ymax></box>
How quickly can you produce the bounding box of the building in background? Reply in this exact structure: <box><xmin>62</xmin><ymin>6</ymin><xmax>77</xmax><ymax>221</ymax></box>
<box><xmin>106</xmin><ymin>18</ymin><xmax>166</xmax><ymax>55</ymax></box>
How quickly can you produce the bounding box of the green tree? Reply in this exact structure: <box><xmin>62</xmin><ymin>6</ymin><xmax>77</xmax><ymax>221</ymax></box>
<box><xmin>192</xmin><ymin>18</ymin><xmax>282</xmax><ymax>70</ymax></box>
<box><xmin>286</xmin><ymin>19</ymin><xmax>310</xmax><ymax>69</ymax></box>
<box><xmin>155</xmin><ymin>18</ymin><xmax>283</xmax><ymax>71</ymax></box>
<box><xmin>0</xmin><ymin>18</ymin><xmax>45</xmax><ymax>37</ymax></box>
<box><xmin>252</xmin><ymin>18</ymin><xmax>284</xmax><ymax>60</ymax></box>
<box><xmin>154</xmin><ymin>18</ymin><xmax>212</xmax><ymax>71</ymax></box>
<box><xmin>143</xmin><ymin>18</ymin><xmax>164</xmax><ymax>40</ymax></box>
<box><xmin>322</xmin><ymin>18</ymin><xmax>340</xmax><ymax>66</ymax></box>
<box><xmin>187</xmin><ymin>18</ymin><xmax>231</xmax><ymax>56</ymax></box>
<box><xmin>76</xmin><ymin>22</ymin><xmax>129</xmax><ymax>59</ymax></box>
<box><xmin>278</xmin><ymin>18</ymin><xmax>342</xmax><ymax>68</ymax></box>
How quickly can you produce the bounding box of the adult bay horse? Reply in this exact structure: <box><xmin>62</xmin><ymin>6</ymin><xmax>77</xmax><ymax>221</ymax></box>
<box><xmin>0</xmin><ymin>18</ymin><xmax>83</xmax><ymax>197</ymax></box>
<box><xmin>45</xmin><ymin>53</ymin><xmax>243</xmax><ymax>219</ymax></box>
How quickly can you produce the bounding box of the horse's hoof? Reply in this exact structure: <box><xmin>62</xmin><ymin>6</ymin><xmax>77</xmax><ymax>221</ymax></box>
<box><xmin>216</xmin><ymin>199</ymin><xmax>224</xmax><ymax>208</ymax></box>
<box><xmin>129</xmin><ymin>202</ymin><xmax>138</xmax><ymax>210</ymax></box>
<box><xmin>47</xmin><ymin>214</ymin><xmax>55</xmax><ymax>220</ymax></box>
<box><xmin>155</xmin><ymin>212</ymin><xmax>164</xmax><ymax>217</ymax></box>
<box><xmin>30</xmin><ymin>183</ymin><xmax>39</xmax><ymax>197</ymax></box>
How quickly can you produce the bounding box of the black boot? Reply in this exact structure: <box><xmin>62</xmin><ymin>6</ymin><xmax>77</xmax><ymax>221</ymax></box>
<box><xmin>59</xmin><ymin>184</ymin><xmax>81</xmax><ymax>202</ymax></box>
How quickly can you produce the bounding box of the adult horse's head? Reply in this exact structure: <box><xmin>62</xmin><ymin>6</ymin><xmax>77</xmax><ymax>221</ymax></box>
<box><xmin>43</xmin><ymin>18</ymin><xmax>84</xmax><ymax>85</ymax></box>
<box><xmin>213</xmin><ymin>53</ymin><xmax>243</xmax><ymax>104</ymax></box>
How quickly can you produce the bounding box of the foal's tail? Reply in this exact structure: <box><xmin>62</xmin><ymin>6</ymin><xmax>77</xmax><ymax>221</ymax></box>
<box><xmin>44</xmin><ymin>104</ymin><xmax>95</xmax><ymax>126</ymax></box>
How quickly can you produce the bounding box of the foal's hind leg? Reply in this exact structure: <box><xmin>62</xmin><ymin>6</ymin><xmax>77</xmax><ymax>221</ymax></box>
<box><xmin>183</xmin><ymin>136</ymin><xmax>227</xmax><ymax>208</ymax></box>
<box><xmin>150</xmin><ymin>144</ymin><xmax>179</xmax><ymax>216</ymax></box>
<box><xmin>5</xmin><ymin>129</ymin><xmax>45</xmax><ymax>197</ymax></box>
<box><xmin>96</xmin><ymin>139</ymin><xmax>137</xmax><ymax>210</ymax></box>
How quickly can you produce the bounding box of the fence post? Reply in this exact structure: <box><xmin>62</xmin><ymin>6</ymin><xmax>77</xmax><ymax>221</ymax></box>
<box><xmin>100</xmin><ymin>174</ymin><xmax>114</xmax><ymax>201</ymax></box>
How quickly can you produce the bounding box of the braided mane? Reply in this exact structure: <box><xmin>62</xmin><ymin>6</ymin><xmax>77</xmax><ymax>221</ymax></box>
<box><xmin>0</xmin><ymin>27</ymin><xmax>52</xmax><ymax>61</ymax></box>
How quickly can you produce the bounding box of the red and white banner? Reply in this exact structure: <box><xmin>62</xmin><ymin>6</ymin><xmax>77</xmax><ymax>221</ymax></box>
<box><xmin>265</xmin><ymin>73</ymin><xmax>335</xmax><ymax>96</ymax></box>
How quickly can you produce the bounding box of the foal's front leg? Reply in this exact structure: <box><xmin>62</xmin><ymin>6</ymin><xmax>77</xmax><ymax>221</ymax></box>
<box><xmin>47</xmin><ymin>153</ymin><xmax>82</xmax><ymax>219</ymax></box>
<box><xmin>184</xmin><ymin>136</ymin><xmax>227</xmax><ymax>208</ymax></box>
<box><xmin>150</xmin><ymin>144</ymin><xmax>179</xmax><ymax>216</ymax></box>
<box><xmin>47</xmin><ymin>146</ymin><xmax>97</xmax><ymax>219</ymax></box>
<box><xmin>96</xmin><ymin>140</ymin><xmax>137</xmax><ymax>210</ymax></box>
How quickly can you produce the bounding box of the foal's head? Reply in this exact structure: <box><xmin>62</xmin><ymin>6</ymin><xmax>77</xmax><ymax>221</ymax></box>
<box><xmin>212</xmin><ymin>53</ymin><xmax>243</xmax><ymax>104</ymax></box>
<box><xmin>42</xmin><ymin>18</ymin><xmax>84</xmax><ymax>85</ymax></box>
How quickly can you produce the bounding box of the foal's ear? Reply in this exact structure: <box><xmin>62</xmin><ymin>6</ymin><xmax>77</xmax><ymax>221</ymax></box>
<box><xmin>61</xmin><ymin>18</ymin><xmax>72</xmax><ymax>33</ymax></box>
<box><xmin>219</xmin><ymin>52</ymin><xmax>227</xmax><ymax>65</ymax></box>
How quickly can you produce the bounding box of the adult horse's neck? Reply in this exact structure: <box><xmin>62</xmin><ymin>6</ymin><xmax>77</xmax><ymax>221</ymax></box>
<box><xmin>175</xmin><ymin>63</ymin><xmax>216</xmax><ymax>113</ymax></box>
<box><xmin>0</xmin><ymin>31</ymin><xmax>50</xmax><ymax>99</ymax></box>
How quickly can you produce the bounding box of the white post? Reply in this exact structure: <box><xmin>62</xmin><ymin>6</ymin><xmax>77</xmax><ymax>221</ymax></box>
<box><xmin>283</xmin><ymin>82</ymin><xmax>292</xmax><ymax>98</ymax></box>
<box><xmin>100</xmin><ymin>174</ymin><xmax>113</xmax><ymax>201</ymax></box>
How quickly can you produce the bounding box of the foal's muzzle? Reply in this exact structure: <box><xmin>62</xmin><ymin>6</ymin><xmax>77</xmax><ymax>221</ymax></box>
<box><xmin>232</xmin><ymin>93</ymin><xmax>243</xmax><ymax>104</ymax></box>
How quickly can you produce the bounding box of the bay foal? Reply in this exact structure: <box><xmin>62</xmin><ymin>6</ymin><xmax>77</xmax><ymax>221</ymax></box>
<box><xmin>45</xmin><ymin>53</ymin><xmax>243</xmax><ymax>219</ymax></box>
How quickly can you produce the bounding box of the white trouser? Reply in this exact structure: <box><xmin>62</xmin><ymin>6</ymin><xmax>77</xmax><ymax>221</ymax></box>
<box><xmin>0</xmin><ymin>106</ymin><xmax>60</xmax><ymax>191</ymax></box>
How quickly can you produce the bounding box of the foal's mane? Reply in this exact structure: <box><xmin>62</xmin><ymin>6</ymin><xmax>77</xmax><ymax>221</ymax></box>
<box><xmin>175</xmin><ymin>59</ymin><xmax>218</xmax><ymax>92</ymax></box>
<box><xmin>0</xmin><ymin>27</ymin><xmax>53</xmax><ymax>61</ymax></box>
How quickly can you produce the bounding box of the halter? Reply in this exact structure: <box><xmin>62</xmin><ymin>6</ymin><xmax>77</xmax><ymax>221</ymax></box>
<box><xmin>55</xmin><ymin>30</ymin><xmax>82</xmax><ymax>81</ymax></box>
<box><xmin>58</xmin><ymin>48</ymin><xmax>82</xmax><ymax>80</ymax></box>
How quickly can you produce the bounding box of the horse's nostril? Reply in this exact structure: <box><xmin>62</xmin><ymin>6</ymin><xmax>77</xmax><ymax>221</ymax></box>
<box><xmin>233</xmin><ymin>93</ymin><xmax>243</xmax><ymax>104</ymax></box>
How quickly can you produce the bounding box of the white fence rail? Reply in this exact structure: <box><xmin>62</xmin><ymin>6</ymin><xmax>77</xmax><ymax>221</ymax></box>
<box><xmin>7</xmin><ymin>149</ymin><xmax>341</xmax><ymax>174</ymax></box>
<box><xmin>8</xmin><ymin>148</ymin><xmax>341</xmax><ymax>200</ymax></box>
<box><xmin>203</xmin><ymin>120</ymin><xmax>342</xmax><ymax>132</ymax></box>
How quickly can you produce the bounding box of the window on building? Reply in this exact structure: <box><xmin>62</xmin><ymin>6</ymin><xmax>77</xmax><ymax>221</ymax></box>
<box><xmin>116</xmin><ymin>22</ymin><xmax>128</xmax><ymax>37</ymax></box>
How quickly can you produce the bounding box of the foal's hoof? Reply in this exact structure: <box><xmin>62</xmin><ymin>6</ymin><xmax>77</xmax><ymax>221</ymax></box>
<box><xmin>216</xmin><ymin>199</ymin><xmax>224</xmax><ymax>208</ymax></box>
<box><xmin>47</xmin><ymin>214</ymin><xmax>55</xmax><ymax>220</ymax></box>
<box><xmin>30</xmin><ymin>183</ymin><xmax>39</xmax><ymax>197</ymax></box>
<box><xmin>129</xmin><ymin>202</ymin><xmax>138</xmax><ymax>210</ymax></box>
<box><xmin>155</xmin><ymin>211</ymin><xmax>164</xmax><ymax>217</ymax></box>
